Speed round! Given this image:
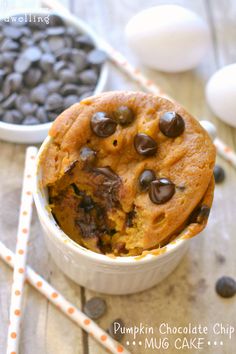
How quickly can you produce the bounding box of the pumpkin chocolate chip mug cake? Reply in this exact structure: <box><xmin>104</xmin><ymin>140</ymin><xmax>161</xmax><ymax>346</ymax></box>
<box><xmin>40</xmin><ymin>91</ymin><xmax>216</xmax><ymax>257</ymax></box>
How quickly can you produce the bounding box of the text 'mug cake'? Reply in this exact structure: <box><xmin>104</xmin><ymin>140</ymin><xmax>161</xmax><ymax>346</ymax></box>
<box><xmin>41</xmin><ymin>91</ymin><xmax>216</xmax><ymax>256</ymax></box>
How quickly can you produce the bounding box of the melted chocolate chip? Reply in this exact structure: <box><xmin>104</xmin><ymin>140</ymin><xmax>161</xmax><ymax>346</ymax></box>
<box><xmin>91</xmin><ymin>111</ymin><xmax>117</xmax><ymax>137</ymax></box>
<box><xmin>64</xmin><ymin>160</ymin><xmax>79</xmax><ymax>175</ymax></box>
<box><xmin>189</xmin><ymin>204</ymin><xmax>210</xmax><ymax>224</ymax></box>
<box><xmin>139</xmin><ymin>169</ymin><xmax>156</xmax><ymax>191</ymax></box>
<box><xmin>80</xmin><ymin>146</ymin><xmax>96</xmax><ymax>164</ymax></box>
<box><xmin>134</xmin><ymin>133</ymin><xmax>157</xmax><ymax>156</ymax></box>
<box><xmin>149</xmin><ymin>178</ymin><xmax>175</xmax><ymax>204</ymax></box>
<box><xmin>79</xmin><ymin>195</ymin><xmax>95</xmax><ymax>212</ymax></box>
<box><xmin>93</xmin><ymin>166</ymin><xmax>119</xmax><ymax>181</ymax></box>
<box><xmin>113</xmin><ymin>106</ymin><xmax>134</xmax><ymax>125</ymax></box>
<box><xmin>126</xmin><ymin>208</ymin><xmax>136</xmax><ymax>227</ymax></box>
<box><xmin>159</xmin><ymin>112</ymin><xmax>185</xmax><ymax>138</ymax></box>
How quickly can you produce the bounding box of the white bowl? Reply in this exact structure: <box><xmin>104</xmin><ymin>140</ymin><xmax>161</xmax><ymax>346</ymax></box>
<box><xmin>34</xmin><ymin>137</ymin><xmax>189</xmax><ymax>295</ymax></box>
<box><xmin>0</xmin><ymin>9</ymin><xmax>108</xmax><ymax>144</ymax></box>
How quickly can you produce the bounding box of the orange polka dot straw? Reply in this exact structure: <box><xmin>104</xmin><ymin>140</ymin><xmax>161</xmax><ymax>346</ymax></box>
<box><xmin>0</xmin><ymin>239</ymin><xmax>130</xmax><ymax>354</ymax></box>
<box><xmin>6</xmin><ymin>147</ymin><xmax>38</xmax><ymax>354</ymax></box>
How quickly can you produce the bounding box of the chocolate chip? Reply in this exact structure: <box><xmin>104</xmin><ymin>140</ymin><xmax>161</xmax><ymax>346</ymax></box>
<box><xmin>149</xmin><ymin>178</ymin><xmax>175</xmax><ymax>204</ymax></box>
<box><xmin>24</xmin><ymin>68</ymin><xmax>42</xmax><ymax>87</ymax></box>
<box><xmin>91</xmin><ymin>112</ymin><xmax>117</xmax><ymax>137</ymax></box>
<box><xmin>23</xmin><ymin>46</ymin><xmax>42</xmax><ymax>62</ymax></box>
<box><xmin>40</xmin><ymin>53</ymin><xmax>55</xmax><ymax>71</ymax></box>
<box><xmin>48</xmin><ymin>36</ymin><xmax>65</xmax><ymax>52</ymax></box>
<box><xmin>36</xmin><ymin>107</ymin><xmax>48</xmax><ymax>123</ymax></box>
<box><xmin>14</xmin><ymin>56</ymin><xmax>31</xmax><ymax>73</ymax></box>
<box><xmin>3</xmin><ymin>26</ymin><xmax>22</xmax><ymax>40</ymax></box>
<box><xmin>60</xmin><ymin>84</ymin><xmax>79</xmax><ymax>96</ymax></box>
<box><xmin>159</xmin><ymin>111</ymin><xmax>185</xmax><ymax>138</ymax></box>
<box><xmin>93</xmin><ymin>167</ymin><xmax>119</xmax><ymax>182</ymax></box>
<box><xmin>59</xmin><ymin>68</ymin><xmax>77</xmax><ymax>84</ymax></box>
<box><xmin>189</xmin><ymin>204</ymin><xmax>210</xmax><ymax>224</ymax></box>
<box><xmin>2</xmin><ymin>93</ymin><xmax>18</xmax><ymax>109</ymax></box>
<box><xmin>1</xmin><ymin>38</ymin><xmax>20</xmax><ymax>51</ymax></box>
<box><xmin>87</xmin><ymin>49</ymin><xmax>107</xmax><ymax>65</ymax></box>
<box><xmin>3</xmin><ymin>73</ymin><xmax>22</xmax><ymax>97</ymax></box>
<box><xmin>20</xmin><ymin>102</ymin><xmax>38</xmax><ymax>115</ymax></box>
<box><xmin>30</xmin><ymin>84</ymin><xmax>48</xmax><ymax>104</ymax></box>
<box><xmin>80</xmin><ymin>195</ymin><xmax>95</xmax><ymax>212</ymax></box>
<box><xmin>126</xmin><ymin>209</ymin><xmax>136</xmax><ymax>227</ymax></box>
<box><xmin>46</xmin><ymin>26</ymin><xmax>65</xmax><ymax>36</ymax></box>
<box><xmin>83</xmin><ymin>297</ymin><xmax>107</xmax><ymax>319</ymax></box>
<box><xmin>22</xmin><ymin>116</ymin><xmax>40</xmax><ymax>125</ymax></box>
<box><xmin>75</xmin><ymin>34</ymin><xmax>94</xmax><ymax>50</ymax></box>
<box><xmin>71</xmin><ymin>49</ymin><xmax>88</xmax><ymax>71</ymax></box>
<box><xmin>79</xmin><ymin>69</ymin><xmax>98</xmax><ymax>85</ymax></box>
<box><xmin>47</xmin><ymin>80</ymin><xmax>62</xmax><ymax>93</ymax></box>
<box><xmin>214</xmin><ymin>165</ymin><xmax>225</xmax><ymax>183</ymax></box>
<box><xmin>108</xmin><ymin>319</ymin><xmax>125</xmax><ymax>341</ymax></box>
<box><xmin>215</xmin><ymin>276</ymin><xmax>236</xmax><ymax>298</ymax></box>
<box><xmin>134</xmin><ymin>133</ymin><xmax>157</xmax><ymax>156</ymax></box>
<box><xmin>2</xmin><ymin>110</ymin><xmax>23</xmax><ymax>124</ymax></box>
<box><xmin>113</xmin><ymin>106</ymin><xmax>134</xmax><ymax>125</ymax></box>
<box><xmin>45</xmin><ymin>93</ymin><xmax>63</xmax><ymax>111</ymax></box>
<box><xmin>139</xmin><ymin>169</ymin><xmax>156</xmax><ymax>191</ymax></box>
<box><xmin>64</xmin><ymin>95</ymin><xmax>79</xmax><ymax>109</ymax></box>
<box><xmin>80</xmin><ymin>147</ymin><xmax>97</xmax><ymax>164</ymax></box>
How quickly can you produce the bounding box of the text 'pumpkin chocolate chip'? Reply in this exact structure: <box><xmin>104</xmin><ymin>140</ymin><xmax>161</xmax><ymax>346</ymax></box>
<box><xmin>134</xmin><ymin>133</ymin><xmax>157</xmax><ymax>156</ymax></box>
<box><xmin>91</xmin><ymin>111</ymin><xmax>117</xmax><ymax>137</ymax></box>
<box><xmin>149</xmin><ymin>178</ymin><xmax>175</xmax><ymax>204</ymax></box>
<box><xmin>159</xmin><ymin>111</ymin><xmax>185</xmax><ymax>138</ymax></box>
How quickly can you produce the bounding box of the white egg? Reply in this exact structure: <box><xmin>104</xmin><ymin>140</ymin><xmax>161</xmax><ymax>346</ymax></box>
<box><xmin>206</xmin><ymin>63</ymin><xmax>236</xmax><ymax>127</ymax></box>
<box><xmin>125</xmin><ymin>5</ymin><xmax>210</xmax><ymax>72</ymax></box>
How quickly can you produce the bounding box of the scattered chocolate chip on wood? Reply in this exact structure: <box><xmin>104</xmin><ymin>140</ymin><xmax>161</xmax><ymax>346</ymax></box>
<box><xmin>108</xmin><ymin>319</ymin><xmax>125</xmax><ymax>341</ymax></box>
<box><xmin>214</xmin><ymin>165</ymin><xmax>226</xmax><ymax>183</ymax></box>
<box><xmin>83</xmin><ymin>297</ymin><xmax>107</xmax><ymax>319</ymax></box>
<box><xmin>215</xmin><ymin>276</ymin><xmax>236</xmax><ymax>298</ymax></box>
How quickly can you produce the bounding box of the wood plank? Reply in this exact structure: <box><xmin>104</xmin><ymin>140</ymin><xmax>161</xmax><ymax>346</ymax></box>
<box><xmin>71</xmin><ymin>0</ymin><xmax>236</xmax><ymax>353</ymax></box>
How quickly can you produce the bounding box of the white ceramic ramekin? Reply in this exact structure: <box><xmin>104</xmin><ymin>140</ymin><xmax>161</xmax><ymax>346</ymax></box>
<box><xmin>0</xmin><ymin>9</ymin><xmax>108</xmax><ymax>144</ymax></box>
<box><xmin>34</xmin><ymin>137</ymin><xmax>189</xmax><ymax>295</ymax></box>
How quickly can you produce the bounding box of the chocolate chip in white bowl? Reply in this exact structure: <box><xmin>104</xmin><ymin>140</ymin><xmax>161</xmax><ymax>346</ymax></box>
<box><xmin>3</xmin><ymin>26</ymin><xmax>22</xmax><ymax>40</ymax></box>
<box><xmin>79</xmin><ymin>69</ymin><xmax>98</xmax><ymax>85</ymax></box>
<box><xmin>83</xmin><ymin>297</ymin><xmax>107</xmax><ymax>319</ymax></box>
<box><xmin>1</xmin><ymin>38</ymin><xmax>20</xmax><ymax>51</ymax></box>
<box><xmin>46</xmin><ymin>80</ymin><xmax>62</xmax><ymax>94</ymax></box>
<box><xmin>22</xmin><ymin>116</ymin><xmax>40</xmax><ymax>125</ymax></box>
<box><xmin>2</xmin><ymin>110</ymin><xmax>23</xmax><ymax>124</ymax></box>
<box><xmin>40</xmin><ymin>53</ymin><xmax>56</xmax><ymax>71</ymax></box>
<box><xmin>63</xmin><ymin>95</ymin><xmax>79</xmax><ymax>109</ymax></box>
<box><xmin>36</xmin><ymin>106</ymin><xmax>48</xmax><ymax>123</ymax></box>
<box><xmin>24</xmin><ymin>68</ymin><xmax>42</xmax><ymax>87</ymax></box>
<box><xmin>14</xmin><ymin>55</ymin><xmax>31</xmax><ymax>73</ymax></box>
<box><xmin>20</xmin><ymin>102</ymin><xmax>38</xmax><ymax>115</ymax></box>
<box><xmin>59</xmin><ymin>68</ymin><xmax>78</xmax><ymax>84</ymax></box>
<box><xmin>48</xmin><ymin>36</ymin><xmax>65</xmax><ymax>52</ymax></box>
<box><xmin>45</xmin><ymin>93</ymin><xmax>64</xmax><ymax>111</ymax></box>
<box><xmin>2</xmin><ymin>93</ymin><xmax>18</xmax><ymax>109</ymax></box>
<box><xmin>22</xmin><ymin>46</ymin><xmax>42</xmax><ymax>62</ymax></box>
<box><xmin>30</xmin><ymin>84</ymin><xmax>48</xmax><ymax>104</ymax></box>
<box><xmin>87</xmin><ymin>49</ymin><xmax>107</xmax><ymax>65</ymax></box>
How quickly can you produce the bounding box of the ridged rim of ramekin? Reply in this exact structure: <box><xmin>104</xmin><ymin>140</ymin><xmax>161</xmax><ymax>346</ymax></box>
<box><xmin>34</xmin><ymin>136</ymin><xmax>188</xmax><ymax>266</ymax></box>
<box><xmin>0</xmin><ymin>9</ymin><xmax>108</xmax><ymax>139</ymax></box>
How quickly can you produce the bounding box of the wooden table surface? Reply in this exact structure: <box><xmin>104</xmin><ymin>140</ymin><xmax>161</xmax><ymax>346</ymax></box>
<box><xmin>0</xmin><ymin>0</ymin><xmax>236</xmax><ymax>353</ymax></box>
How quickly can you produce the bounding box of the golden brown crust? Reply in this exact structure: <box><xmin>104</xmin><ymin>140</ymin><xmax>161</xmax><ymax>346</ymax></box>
<box><xmin>41</xmin><ymin>91</ymin><xmax>216</xmax><ymax>255</ymax></box>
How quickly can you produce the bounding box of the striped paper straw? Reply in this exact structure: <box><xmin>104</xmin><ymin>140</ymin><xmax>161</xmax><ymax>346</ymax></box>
<box><xmin>0</xmin><ymin>240</ymin><xmax>130</xmax><ymax>354</ymax></box>
<box><xmin>6</xmin><ymin>147</ymin><xmax>38</xmax><ymax>354</ymax></box>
